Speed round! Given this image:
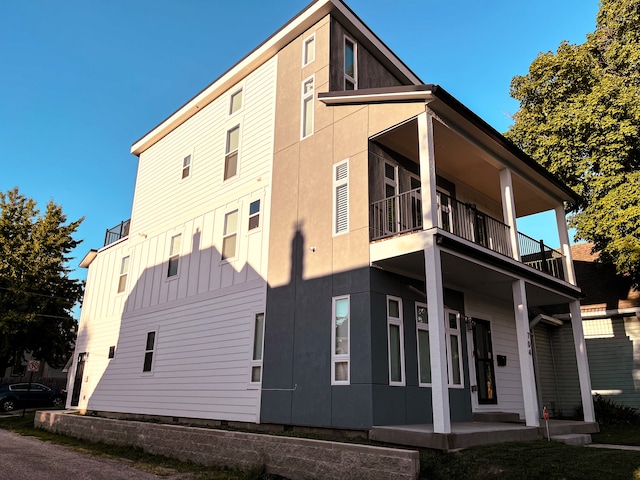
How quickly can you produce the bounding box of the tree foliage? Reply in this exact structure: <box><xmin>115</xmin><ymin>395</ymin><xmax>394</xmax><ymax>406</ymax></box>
<box><xmin>506</xmin><ymin>0</ymin><xmax>640</xmax><ymax>284</ymax></box>
<box><xmin>0</xmin><ymin>187</ymin><xmax>84</xmax><ymax>373</ymax></box>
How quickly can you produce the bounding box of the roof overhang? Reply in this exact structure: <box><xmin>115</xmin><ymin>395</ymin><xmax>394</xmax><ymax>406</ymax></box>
<box><xmin>320</xmin><ymin>84</ymin><xmax>581</xmax><ymax>206</ymax></box>
<box><xmin>130</xmin><ymin>0</ymin><xmax>422</xmax><ymax>156</ymax></box>
<box><xmin>79</xmin><ymin>249</ymin><xmax>98</xmax><ymax>268</ymax></box>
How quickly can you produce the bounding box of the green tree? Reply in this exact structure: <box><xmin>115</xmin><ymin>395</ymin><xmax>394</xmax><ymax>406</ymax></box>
<box><xmin>506</xmin><ymin>0</ymin><xmax>640</xmax><ymax>284</ymax></box>
<box><xmin>0</xmin><ymin>187</ymin><xmax>84</xmax><ymax>375</ymax></box>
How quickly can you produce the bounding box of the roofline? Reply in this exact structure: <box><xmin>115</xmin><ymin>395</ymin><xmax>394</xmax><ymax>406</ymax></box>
<box><xmin>320</xmin><ymin>84</ymin><xmax>582</xmax><ymax>204</ymax></box>
<box><xmin>130</xmin><ymin>0</ymin><xmax>422</xmax><ymax>156</ymax></box>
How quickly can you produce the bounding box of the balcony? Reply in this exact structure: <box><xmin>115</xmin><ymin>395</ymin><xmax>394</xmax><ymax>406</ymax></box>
<box><xmin>104</xmin><ymin>219</ymin><xmax>130</xmax><ymax>247</ymax></box>
<box><xmin>370</xmin><ymin>189</ymin><xmax>565</xmax><ymax>281</ymax></box>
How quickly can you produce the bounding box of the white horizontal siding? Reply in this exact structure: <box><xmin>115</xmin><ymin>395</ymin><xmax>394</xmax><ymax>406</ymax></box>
<box><xmin>465</xmin><ymin>294</ymin><xmax>525</xmax><ymax>417</ymax></box>
<box><xmin>85</xmin><ymin>282</ymin><xmax>265</xmax><ymax>422</ymax></box>
<box><xmin>130</xmin><ymin>56</ymin><xmax>277</xmax><ymax>237</ymax></box>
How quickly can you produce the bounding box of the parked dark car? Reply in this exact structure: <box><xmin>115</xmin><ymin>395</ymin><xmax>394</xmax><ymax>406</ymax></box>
<box><xmin>0</xmin><ymin>383</ymin><xmax>66</xmax><ymax>412</ymax></box>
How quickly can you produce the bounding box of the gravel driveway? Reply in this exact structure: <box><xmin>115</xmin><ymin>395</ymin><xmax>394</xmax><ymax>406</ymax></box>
<box><xmin>0</xmin><ymin>428</ymin><xmax>192</xmax><ymax>480</ymax></box>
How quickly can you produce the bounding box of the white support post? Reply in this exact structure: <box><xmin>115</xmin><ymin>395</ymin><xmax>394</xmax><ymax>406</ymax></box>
<box><xmin>570</xmin><ymin>300</ymin><xmax>595</xmax><ymax>422</ymax></box>
<box><xmin>499</xmin><ymin>168</ymin><xmax>521</xmax><ymax>261</ymax></box>
<box><xmin>418</xmin><ymin>111</ymin><xmax>438</xmax><ymax>230</ymax></box>
<box><xmin>424</xmin><ymin>233</ymin><xmax>450</xmax><ymax>433</ymax></box>
<box><xmin>555</xmin><ymin>204</ymin><xmax>576</xmax><ymax>285</ymax></box>
<box><xmin>512</xmin><ymin>279</ymin><xmax>540</xmax><ymax>426</ymax></box>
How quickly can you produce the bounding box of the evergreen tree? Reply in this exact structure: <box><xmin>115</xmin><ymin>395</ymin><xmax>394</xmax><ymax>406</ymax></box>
<box><xmin>0</xmin><ymin>187</ymin><xmax>84</xmax><ymax>374</ymax></box>
<box><xmin>506</xmin><ymin>0</ymin><xmax>640</xmax><ymax>284</ymax></box>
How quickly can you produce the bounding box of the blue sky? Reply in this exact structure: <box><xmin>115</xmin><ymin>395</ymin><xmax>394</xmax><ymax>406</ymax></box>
<box><xmin>1</xmin><ymin>0</ymin><xmax>599</xmax><ymax>296</ymax></box>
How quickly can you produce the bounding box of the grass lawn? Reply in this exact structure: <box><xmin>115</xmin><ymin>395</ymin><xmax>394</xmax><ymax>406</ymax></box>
<box><xmin>593</xmin><ymin>424</ymin><xmax>640</xmax><ymax>446</ymax></box>
<box><xmin>420</xmin><ymin>439</ymin><xmax>640</xmax><ymax>480</ymax></box>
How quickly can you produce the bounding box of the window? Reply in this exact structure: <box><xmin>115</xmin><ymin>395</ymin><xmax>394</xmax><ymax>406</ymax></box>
<box><xmin>108</xmin><ymin>346</ymin><xmax>116</xmax><ymax>359</ymax></box>
<box><xmin>117</xmin><ymin>255</ymin><xmax>130</xmax><ymax>293</ymax></box>
<box><xmin>224</xmin><ymin>125</ymin><xmax>240</xmax><ymax>180</ymax></box>
<box><xmin>301</xmin><ymin>76</ymin><xmax>314</xmax><ymax>139</ymax></box>
<box><xmin>445</xmin><ymin>309</ymin><xmax>463</xmax><ymax>387</ymax></box>
<box><xmin>387</xmin><ymin>296</ymin><xmax>405</xmax><ymax>385</ymax></box>
<box><xmin>333</xmin><ymin>160</ymin><xmax>349</xmax><ymax>235</ymax></box>
<box><xmin>143</xmin><ymin>331</ymin><xmax>156</xmax><ymax>372</ymax></box>
<box><xmin>344</xmin><ymin>35</ymin><xmax>357</xmax><ymax>90</ymax></box>
<box><xmin>416</xmin><ymin>302</ymin><xmax>431</xmax><ymax>386</ymax></box>
<box><xmin>182</xmin><ymin>154</ymin><xmax>191</xmax><ymax>179</ymax></box>
<box><xmin>222</xmin><ymin>210</ymin><xmax>238</xmax><ymax>260</ymax></box>
<box><xmin>229</xmin><ymin>89</ymin><xmax>243</xmax><ymax>115</ymax></box>
<box><xmin>250</xmin><ymin>313</ymin><xmax>265</xmax><ymax>383</ymax></box>
<box><xmin>332</xmin><ymin>296</ymin><xmax>350</xmax><ymax>384</ymax></box>
<box><xmin>248</xmin><ymin>200</ymin><xmax>260</xmax><ymax>230</ymax></box>
<box><xmin>303</xmin><ymin>34</ymin><xmax>315</xmax><ymax>65</ymax></box>
<box><xmin>167</xmin><ymin>234</ymin><xmax>181</xmax><ymax>277</ymax></box>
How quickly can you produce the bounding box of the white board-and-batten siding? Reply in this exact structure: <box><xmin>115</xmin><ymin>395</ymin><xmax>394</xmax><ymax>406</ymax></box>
<box><xmin>465</xmin><ymin>293</ymin><xmax>525</xmax><ymax>418</ymax></box>
<box><xmin>70</xmin><ymin>56</ymin><xmax>277</xmax><ymax>423</ymax></box>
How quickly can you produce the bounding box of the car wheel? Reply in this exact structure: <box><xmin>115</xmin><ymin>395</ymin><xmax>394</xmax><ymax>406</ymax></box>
<box><xmin>51</xmin><ymin>396</ymin><xmax>64</xmax><ymax>408</ymax></box>
<box><xmin>2</xmin><ymin>399</ymin><xmax>16</xmax><ymax>412</ymax></box>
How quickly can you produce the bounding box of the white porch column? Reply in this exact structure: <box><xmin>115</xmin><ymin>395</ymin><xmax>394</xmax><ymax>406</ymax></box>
<box><xmin>418</xmin><ymin>111</ymin><xmax>438</xmax><ymax>230</ymax></box>
<box><xmin>570</xmin><ymin>300</ymin><xmax>595</xmax><ymax>422</ymax></box>
<box><xmin>555</xmin><ymin>204</ymin><xmax>577</xmax><ymax>285</ymax></box>
<box><xmin>424</xmin><ymin>233</ymin><xmax>450</xmax><ymax>433</ymax></box>
<box><xmin>499</xmin><ymin>168</ymin><xmax>521</xmax><ymax>261</ymax></box>
<box><xmin>512</xmin><ymin>279</ymin><xmax>540</xmax><ymax>426</ymax></box>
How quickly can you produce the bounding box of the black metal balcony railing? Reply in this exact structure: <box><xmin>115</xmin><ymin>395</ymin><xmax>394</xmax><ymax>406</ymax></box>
<box><xmin>104</xmin><ymin>219</ymin><xmax>130</xmax><ymax>247</ymax></box>
<box><xmin>370</xmin><ymin>189</ymin><xmax>566</xmax><ymax>281</ymax></box>
<box><xmin>518</xmin><ymin>231</ymin><xmax>565</xmax><ymax>280</ymax></box>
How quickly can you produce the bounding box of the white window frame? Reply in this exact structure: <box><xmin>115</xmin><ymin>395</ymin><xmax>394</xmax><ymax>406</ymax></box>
<box><xmin>248</xmin><ymin>199</ymin><xmax>261</xmax><ymax>231</ymax></box>
<box><xmin>344</xmin><ymin>34</ymin><xmax>357</xmax><ymax>90</ymax></box>
<box><xmin>331</xmin><ymin>295</ymin><xmax>350</xmax><ymax>385</ymax></box>
<box><xmin>300</xmin><ymin>75</ymin><xmax>314</xmax><ymax>139</ymax></box>
<box><xmin>181</xmin><ymin>153</ymin><xmax>192</xmax><ymax>180</ymax></box>
<box><xmin>221</xmin><ymin>209</ymin><xmax>239</xmax><ymax>261</ymax></box>
<box><xmin>167</xmin><ymin>233</ymin><xmax>182</xmax><ymax>278</ymax></box>
<box><xmin>249</xmin><ymin>312</ymin><xmax>265</xmax><ymax>386</ymax></box>
<box><xmin>445</xmin><ymin>308</ymin><xmax>464</xmax><ymax>388</ymax></box>
<box><xmin>224</xmin><ymin>125</ymin><xmax>240</xmax><ymax>180</ymax></box>
<box><xmin>416</xmin><ymin>302</ymin><xmax>431</xmax><ymax>387</ymax></box>
<box><xmin>117</xmin><ymin>255</ymin><xmax>130</xmax><ymax>294</ymax></box>
<box><xmin>387</xmin><ymin>295</ymin><xmax>405</xmax><ymax>386</ymax></box>
<box><xmin>333</xmin><ymin>159</ymin><xmax>349</xmax><ymax>236</ymax></box>
<box><xmin>302</xmin><ymin>33</ymin><xmax>315</xmax><ymax>66</ymax></box>
<box><xmin>229</xmin><ymin>88</ymin><xmax>243</xmax><ymax>115</ymax></box>
<box><xmin>142</xmin><ymin>330</ymin><xmax>157</xmax><ymax>374</ymax></box>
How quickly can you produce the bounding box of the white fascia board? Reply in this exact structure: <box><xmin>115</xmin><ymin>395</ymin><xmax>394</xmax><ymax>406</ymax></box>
<box><xmin>320</xmin><ymin>90</ymin><xmax>433</xmax><ymax>105</ymax></box>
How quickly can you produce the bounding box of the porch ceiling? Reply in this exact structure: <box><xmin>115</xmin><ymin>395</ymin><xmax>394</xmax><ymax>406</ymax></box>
<box><xmin>372</xmin><ymin>249</ymin><xmax>575</xmax><ymax>308</ymax></box>
<box><xmin>372</xmin><ymin>117</ymin><xmax>561</xmax><ymax>218</ymax></box>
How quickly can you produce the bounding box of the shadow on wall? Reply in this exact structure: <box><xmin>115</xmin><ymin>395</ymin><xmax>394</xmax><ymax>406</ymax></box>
<box><xmin>67</xmin><ymin>227</ymin><xmax>267</xmax><ymax>420</ymax></box>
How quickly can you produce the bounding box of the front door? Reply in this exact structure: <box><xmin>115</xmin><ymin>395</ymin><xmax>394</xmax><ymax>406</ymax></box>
<box><xmin>472</xmin><ymin>319</ymin><xmax>498</xmax><ymax>404</ymax></box>
<box><xmin>70</xmin><ymin>352</ymin><xmax>86</xmax><ymax>407</ymax></box>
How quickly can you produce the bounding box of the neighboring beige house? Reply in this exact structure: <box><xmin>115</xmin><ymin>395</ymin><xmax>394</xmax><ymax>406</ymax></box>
<box><xmin>69</xmin><ymin>0</ymin><xmax>595</xmax><ymax>437</ymax></box>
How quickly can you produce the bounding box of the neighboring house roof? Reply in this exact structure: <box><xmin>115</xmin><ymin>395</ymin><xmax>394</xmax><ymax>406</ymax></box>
<box><xmin>572</xmin><ymin>243</ymin><xmax>640</xmax><ymax>315</ymax></box>
<box><xmin>130</xmin><ymin>0</ymin><xmax>422</xmax><ymax>156</ymax></box>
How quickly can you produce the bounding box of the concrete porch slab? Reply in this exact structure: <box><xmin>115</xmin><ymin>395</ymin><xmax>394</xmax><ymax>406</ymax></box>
<box><xmin>369</xmin><ymin>420</ymin><xmax>599</xmax><ymax>451</ymax></box>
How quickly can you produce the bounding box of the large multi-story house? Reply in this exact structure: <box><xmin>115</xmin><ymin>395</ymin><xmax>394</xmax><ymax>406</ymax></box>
<box><xmin>69</xmin><ymin>0</ymin><xmax>595</xmax><ymax>439</ymax></box>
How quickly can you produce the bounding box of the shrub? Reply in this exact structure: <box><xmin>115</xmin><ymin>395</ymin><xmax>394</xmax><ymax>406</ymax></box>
<box><xmin>577</xmin><ymin>394</ymin><xmax>640</xmax><ymax>426</ymax></box>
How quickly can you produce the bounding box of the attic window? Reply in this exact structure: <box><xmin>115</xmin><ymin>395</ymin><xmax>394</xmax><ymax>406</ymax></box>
<box><xmin>344</xmin><ymin>35</ymin><xmax>357</xmax><ymax>90</ymax></box>
<box><xmin>303</xmin><ymin>34</ymin><xmax>315</xmax><ymax>66</ymax></box>
<box><xmin>229</xmin><ymin>89</ymin><xmax>243</xmax><ymax>115</ymax></box>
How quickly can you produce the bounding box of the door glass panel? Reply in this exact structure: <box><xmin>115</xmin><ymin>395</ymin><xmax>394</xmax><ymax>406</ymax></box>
<box><xmin>449</xmin><ymin>334</ymin><xmax>461</xmax><ymax>385</ymax></box>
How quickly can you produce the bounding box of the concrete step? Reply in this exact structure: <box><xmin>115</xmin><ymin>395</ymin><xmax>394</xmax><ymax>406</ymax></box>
<box><xmin>473</xmin><ymin>412</ymin><xmax>522</xmax><ymax>423</ymax></box>
<box><xmin>550</xmin><ymin>433</ymin><xmax>592</xmax><ymax>446</ymax></box>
